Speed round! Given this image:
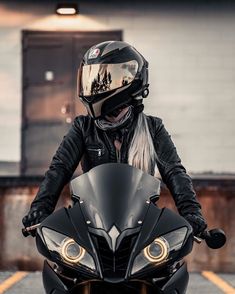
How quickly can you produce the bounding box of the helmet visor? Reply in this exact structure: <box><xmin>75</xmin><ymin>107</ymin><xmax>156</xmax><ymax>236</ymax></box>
<box><xmin>80</xmin><ymin>60</ymin><xmax>138</xmax><ymax>98</ymax></box>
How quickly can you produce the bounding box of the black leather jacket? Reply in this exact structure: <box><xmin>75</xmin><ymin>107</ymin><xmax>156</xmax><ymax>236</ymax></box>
<box><xmin>30</xmin><ymin>113</ymin><xmax>204</xmax><ymax>221</ymax></box>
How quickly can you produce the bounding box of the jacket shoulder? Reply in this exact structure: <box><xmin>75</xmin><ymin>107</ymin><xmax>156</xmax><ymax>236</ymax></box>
<box><xmin>73</xmin><ymin>115</ymin><xmax>93</xmax><ymax>129</ymax></box>
<box><xmin>145</xmin><ymin>114</ymin><xmax>163</xmax><ymax>132</ymax></box>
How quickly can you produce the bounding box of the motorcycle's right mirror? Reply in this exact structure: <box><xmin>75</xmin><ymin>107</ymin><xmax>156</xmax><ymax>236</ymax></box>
<box><xmin>203</xmin><ymin>229</ymin><xmax>227</xmax><ymax>249</ymax></box>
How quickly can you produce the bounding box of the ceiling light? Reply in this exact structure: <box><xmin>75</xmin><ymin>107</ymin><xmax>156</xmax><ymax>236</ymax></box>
<box><xmin>56</xmin><ymin>3</ymin><xmax>79</xmax><ymax>15</ymax></box>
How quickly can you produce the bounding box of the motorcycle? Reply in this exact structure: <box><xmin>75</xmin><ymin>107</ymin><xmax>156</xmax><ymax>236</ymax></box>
<box><xmin>23</xmin><ymin>163</ymin><xmax>226</xmax><ymax>294</ymax></box>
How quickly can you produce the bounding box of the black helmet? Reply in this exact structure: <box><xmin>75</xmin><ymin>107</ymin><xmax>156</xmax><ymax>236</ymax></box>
<box><xmin>77</xmin><ymin>41</ymin><xmax>149</xmax><ymax>119</ymax></box>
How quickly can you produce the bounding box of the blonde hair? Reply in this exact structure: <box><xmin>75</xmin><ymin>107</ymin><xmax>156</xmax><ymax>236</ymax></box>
<box><xmin>128</xmin><ymin>112</ymin><xmax>157</xmax><ymax>175</ymax></box>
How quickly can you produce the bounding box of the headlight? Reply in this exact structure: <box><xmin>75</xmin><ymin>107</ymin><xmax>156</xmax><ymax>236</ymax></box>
<box><xmin>143</xmin><ymin>237</ymin><xmax>169</xmax><ymax>263</ymax></box>
<box><xmin>61</xmin><ymin>238</ymin><xmax>86</xmax><ymax>263</ymax></box>
<box><xmin>132</xmin><ymin>227</ymin><xmax>188</xmax><ymax>275</ymax></box>
<box><xmin>42</xmin><ymin>227</ymin><xmax>96</xmax><ymax>271</ymax></box>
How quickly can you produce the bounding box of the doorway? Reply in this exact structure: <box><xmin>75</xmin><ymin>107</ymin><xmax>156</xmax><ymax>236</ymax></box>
<box><xmin>21</xmin><ymin>30</ymin><xmax>122</xmax><ymax>175</ymax></box>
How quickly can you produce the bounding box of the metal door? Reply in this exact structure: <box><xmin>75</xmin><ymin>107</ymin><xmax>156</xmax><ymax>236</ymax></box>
<box><xmin>21</xmin><ymin>30</ymin><xmax>122</xmax><ymax>175</ymax></box>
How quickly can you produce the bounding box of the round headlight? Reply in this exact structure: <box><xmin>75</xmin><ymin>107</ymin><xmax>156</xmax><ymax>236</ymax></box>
<box><xmin>61</xmin><ymin>238</ymin><xmax>85</xmax><ymax>263</ymax></box>
<box><xmin>144</xmin><ymin>237</ymin><xmax>169</xmax><ymax>263</ymax></box>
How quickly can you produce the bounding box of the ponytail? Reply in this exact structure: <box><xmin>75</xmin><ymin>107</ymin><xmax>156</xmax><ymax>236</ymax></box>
<box><xmin>128</xmin><ymin>113</ymin><xmax>159</xmax><ymax>176</ymax></box>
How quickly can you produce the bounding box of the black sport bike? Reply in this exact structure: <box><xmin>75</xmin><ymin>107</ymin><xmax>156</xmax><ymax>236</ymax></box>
<box><xmin>23</xmin><ymin>163</ymin><xmax>226</xmax><ymax>294</ymax></box>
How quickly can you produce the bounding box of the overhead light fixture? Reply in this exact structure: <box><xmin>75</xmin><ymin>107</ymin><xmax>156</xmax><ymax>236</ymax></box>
<box><xmin>56</xmin><ymin>3</ymin><xmax>79</xmax><ymax>15</ymax></box>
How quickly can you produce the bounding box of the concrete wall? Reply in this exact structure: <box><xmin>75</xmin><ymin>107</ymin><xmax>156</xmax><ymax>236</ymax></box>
<box><xmin>0</xmin><ymin>162</ymin><xmax>20</xmax><ymax>176</ymax></box>
<box><xmin>0</xmin><ymin>1</ymin><xmax>235</xmax><ymax>173</ymax></box>
<box><xmin>0</xmin><ymin>178</ymin><xmax>233</xmax><ymax>272</ymax></box>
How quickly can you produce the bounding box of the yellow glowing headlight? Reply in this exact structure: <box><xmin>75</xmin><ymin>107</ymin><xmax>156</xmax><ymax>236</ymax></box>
<box><xmin>143</xmin><ymin>237</ymin><xmax>169</xmax><ymax>263</ymax></box>
<box><xmin>61</xmin><ymin>238</ymin><xmax>86</xmax><ymax>264</ymax></box>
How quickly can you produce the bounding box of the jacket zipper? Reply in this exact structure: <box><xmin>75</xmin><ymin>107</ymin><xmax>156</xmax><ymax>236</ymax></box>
<box><xmin>103</xmin><ymin>132</ymin><xmax>119</xmax><ymax>163</ymax></box>
<box><xmin>87</xmin><ymin>148</ymin><xmax>102</xmax><ymax>157</ymax></box>
<box><xmin>116</xmin><ymin>148</ymin><xmax>121</xmax><ymax>163</ymax></box>
<box><xmin>103</xmin><ymin>132</ymin><xmax>123</xmax><ymax>163</ymax></box>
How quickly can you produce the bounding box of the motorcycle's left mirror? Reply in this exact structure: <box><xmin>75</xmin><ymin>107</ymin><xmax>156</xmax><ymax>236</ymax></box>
<box><xmin>204</xmin><ymin>229</ymin><xmax>226</xmax><ymax>249</ymax></box>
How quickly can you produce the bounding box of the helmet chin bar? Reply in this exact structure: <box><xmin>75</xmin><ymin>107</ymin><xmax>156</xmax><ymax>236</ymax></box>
<box><xmin>82</xmin><ymin>82</ymin><xmax>148</xmax><ymax>119</ymax></box>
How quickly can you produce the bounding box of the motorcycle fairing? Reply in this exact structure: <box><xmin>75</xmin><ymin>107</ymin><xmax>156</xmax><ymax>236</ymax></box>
<box><xmin>37</xmin><ymin>205</ymin><xmax>101</xmax><ymax>278</ymax></box>
<box><xmin>38</xmin><ymin>198</ymin><xmax>192</xmax><ymax>283</ymax></box>
<box><xmin>43</xmin><ymin>260</ymin><xmax>69</xmax><ymax>294</ymax></box>
<box><xmin>162</xmin><ymin>262</ymin><xmax>189</xmax><ymax>294</ymax></box>
<box><xmin>133</xmin><ymin>204</ymin><xmax>192</xmax><ymax>255</ymax></box>
<box><xmin>87</xmin><ymin>225</ymin><xmax>141</xmax><ymax>253</ymax></box>
<box><xmin>42</xmin><ymin>259</ymin><xmax>189</xmax><ymax>294</ymax></box>
<box><xmin>127</xmin><ymin>203</ymin><xmax>193</xmax><ymax>278</ymax></box>
<box><xmin>37</xmin><ymin>163</ymin><xmax>193</xmax><ymax>292</ymax></box>
<box><xmin>70</xmin><ymin>163</ymin><xmax>161</xmax><ymax>232</ymax></box>
<box><xmin>38</xmin><ymin>206</ymin><xmax>94</xmax><ymax>255</ymax></box>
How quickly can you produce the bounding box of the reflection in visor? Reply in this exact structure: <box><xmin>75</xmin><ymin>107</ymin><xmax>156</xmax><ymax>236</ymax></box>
<box><xmin>81</xmin><ymin>60</ymin><xmax>138</xmax><ymax>96</ymax></box>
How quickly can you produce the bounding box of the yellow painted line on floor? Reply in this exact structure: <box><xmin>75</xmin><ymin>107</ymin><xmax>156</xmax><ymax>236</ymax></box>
<box><xmin>0</xmin><ymin>271</ymin><xmax>28</xmax><ymax>294</ymax></box>
<box><xmin>202</xmin><ymin>271</ymin><xmax>235</xmax><ymax>294</ymax></box>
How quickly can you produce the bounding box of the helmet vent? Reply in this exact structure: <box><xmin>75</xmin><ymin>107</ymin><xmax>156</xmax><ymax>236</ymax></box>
<box><xmin>142</xmin><ymin>88</ymin><xmax>149</xmax><ymax>98</ymax></box>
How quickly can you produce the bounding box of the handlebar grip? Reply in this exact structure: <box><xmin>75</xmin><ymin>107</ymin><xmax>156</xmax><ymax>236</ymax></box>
<box><xmin>22</xmin><ymin>228</ymin><xmax>30</xmax><ymax>237</ymax></box>
<box><xmin>198</xmin><ymin>230</ymin><xmax>210</xmax><ymax>240</ymax></box>
<box><xmin>21</xmin><ymin>223</ymin><xmax>41</xmax><ymax>237</ymax></box>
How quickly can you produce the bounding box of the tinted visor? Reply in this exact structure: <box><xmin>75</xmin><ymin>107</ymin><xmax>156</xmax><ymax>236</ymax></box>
<box><xmin>80</xmin><ymin>60</ymin><xmax>138</xmax><ymax>98</ymax></box>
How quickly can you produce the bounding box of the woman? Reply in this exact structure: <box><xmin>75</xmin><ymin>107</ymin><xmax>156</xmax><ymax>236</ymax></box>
<box><xmin>22</xmin><ymin>41</ymin><xmax>206</xmax><ymax>236</ymax></box>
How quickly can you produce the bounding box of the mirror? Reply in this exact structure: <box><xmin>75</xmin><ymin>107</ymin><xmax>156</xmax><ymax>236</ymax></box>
<box><xmin>205</xmin><ymin>229</ymin><xmax>226</xmax><ymax>249</ymax></box>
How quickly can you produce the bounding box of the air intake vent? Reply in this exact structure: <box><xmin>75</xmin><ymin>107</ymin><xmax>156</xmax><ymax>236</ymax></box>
<box><xmin>93</xmin><ymin>234</ymin><xmax>138</xmax><ymax>279</ymax></box>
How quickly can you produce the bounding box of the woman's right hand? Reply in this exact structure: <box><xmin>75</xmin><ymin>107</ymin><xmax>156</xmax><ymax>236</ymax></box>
<box><xmin>22</xmin><ymin>209</ymin><xmax>50</xmax><ymax>237</ymax></box>
<box><xmin>184</xmin><ymin>213</ymin><xmax>207</xmax><ymax>237</ymax></box>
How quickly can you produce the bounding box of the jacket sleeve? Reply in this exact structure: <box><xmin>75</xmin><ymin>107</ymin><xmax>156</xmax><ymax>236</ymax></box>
<box><xmin>153</xmin><ymin>117</ymin><xmax>203</xmax><ymax>217</ymax></box>
<box><xmin>30</xmin><ymin>117</ymin><xmax>85</xmax><ymax>213</ymax></box>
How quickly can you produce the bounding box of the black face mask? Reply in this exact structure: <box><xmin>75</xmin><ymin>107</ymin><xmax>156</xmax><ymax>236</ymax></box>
<box><xmin>95</xmin><ymin>106</ymin><xmax>134</xmax><ymax>132</ymax></box>
<box><xmin>108</xmin><ymin>108</ymin><xmax>123</xmax><ymax>117</ymax></box>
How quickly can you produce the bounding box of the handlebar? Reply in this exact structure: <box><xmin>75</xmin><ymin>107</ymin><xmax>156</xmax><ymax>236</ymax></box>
<box><xmin>194</xmin><ymin>229</ymin><xmax>226</xmax><ymax>249</ymax></box>
<box><xmin>22</xmin><ymin>225</ymin><xmax>226</xmax><ymax>250</ymax></box>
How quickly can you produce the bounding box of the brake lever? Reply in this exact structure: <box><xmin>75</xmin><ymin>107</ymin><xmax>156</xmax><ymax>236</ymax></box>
<box><xmin>193</xmin><ymin>230</ymin><xmax>208</xmax><ymax>244</ymax></box>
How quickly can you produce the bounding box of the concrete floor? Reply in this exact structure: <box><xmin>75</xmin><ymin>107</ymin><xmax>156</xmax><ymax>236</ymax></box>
<box><xmin>0</xmin><ymin>272</ymin><xmax>235</xmax><ymax>293</ymax></box>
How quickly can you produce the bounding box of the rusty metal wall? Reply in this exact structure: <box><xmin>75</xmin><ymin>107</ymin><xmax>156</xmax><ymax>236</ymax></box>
<box><xmin>0</xmin><ymin>177</ymin><xmax>233</xmax><ymax>272</ymax></box>
<box><xmin>159</xmin><ymin>178</ymin><xmax>235</xmax><ymax>272</ymax></box>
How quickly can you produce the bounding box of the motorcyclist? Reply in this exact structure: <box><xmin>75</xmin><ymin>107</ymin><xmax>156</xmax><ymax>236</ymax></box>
<box><xmin>22</xmin><ymin>41</ymin><xmax>207</xmax><ymax>237</ymax></box>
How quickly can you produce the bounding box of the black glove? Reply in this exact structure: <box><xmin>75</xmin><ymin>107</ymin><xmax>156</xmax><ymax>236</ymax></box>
<box><xmin>184</xmin><ymin>214</ymin><xmax>207</xmax><ymax>236</ymax></box>
<box><xmin>22</xmin><ymin>209</ymin><xmax>50</xmax><ymax>237</ymax></box>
